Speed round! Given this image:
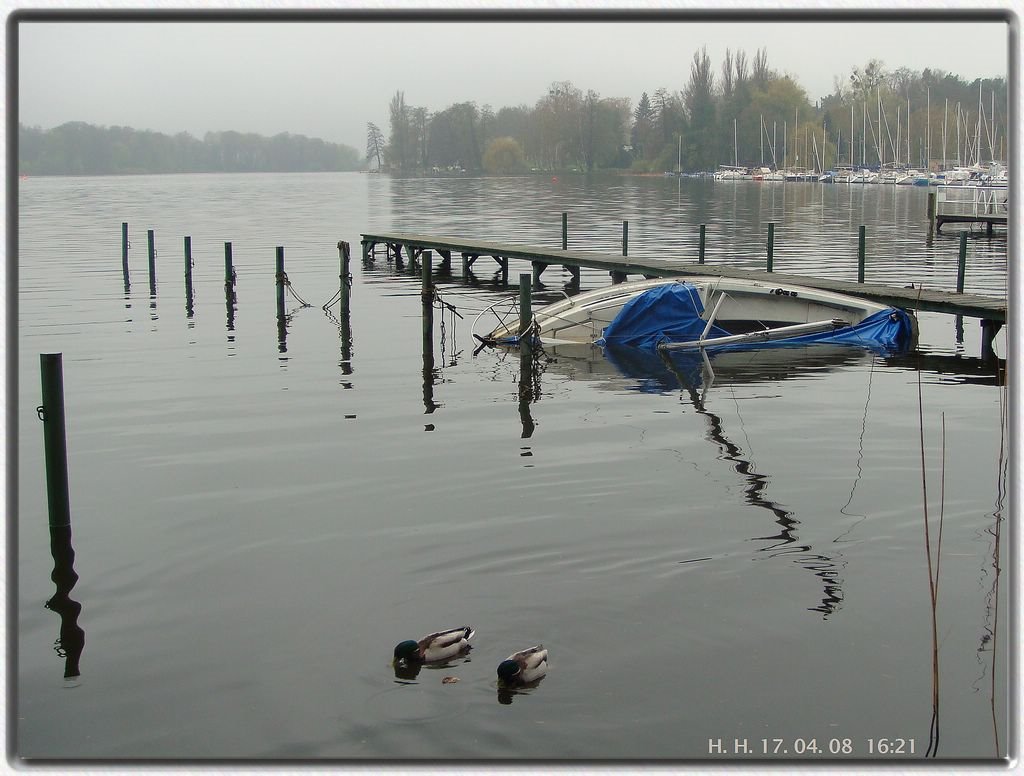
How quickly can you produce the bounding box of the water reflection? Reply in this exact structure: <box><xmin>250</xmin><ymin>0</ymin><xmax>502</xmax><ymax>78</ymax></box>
<box><xmin>520</xmin><ymin>342</ymin><xmax>906</xmax><ymax>618</ymax></box>
<box><xmin>44</xmin><ymin>525</ymin><xmax>85</xmax><ymax>686</ymax></box>
<box><xmin>496</xmin><ymin>677</ymin><xmax>546</xmax><ymax>705</ymax></box>
<box><xmin>660</xmin><ymin>350</ymin><xmax>846</xmax><ymax>617</ymax></box>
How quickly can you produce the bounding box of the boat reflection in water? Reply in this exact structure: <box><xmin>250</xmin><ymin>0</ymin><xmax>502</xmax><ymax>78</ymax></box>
<box><xmin>520</xmin><ymin>339</ymin><xmax>982</xmax><ymax>619</ymax></box>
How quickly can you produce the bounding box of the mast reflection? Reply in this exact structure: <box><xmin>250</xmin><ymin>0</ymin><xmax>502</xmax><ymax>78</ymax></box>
<box><xmin>662</xmin><ymin>351</ymin><xmax>845</xmax><ymax>617</ymax></box>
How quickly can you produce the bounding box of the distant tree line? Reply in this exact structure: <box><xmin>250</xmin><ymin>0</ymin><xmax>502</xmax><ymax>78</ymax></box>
<box><xmin>374</xmin><ymin>50</ymin><xmax>1007</xmax><ymax>175</ymax></box>
<box><xmin>18</xmin><ymin>122</ymin><xmax>362</xmax><ymax>175</ymax></box>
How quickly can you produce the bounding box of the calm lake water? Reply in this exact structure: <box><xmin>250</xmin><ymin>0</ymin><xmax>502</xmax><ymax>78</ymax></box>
<box><xmin>15</xmin><ymin>172</ymin><xmax>1009</xmax><ymax>763</ymax></box>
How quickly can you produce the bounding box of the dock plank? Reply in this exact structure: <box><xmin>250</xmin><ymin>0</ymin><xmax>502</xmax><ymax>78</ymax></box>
<box><xmin>361</xmin><ymin>232</ymin><xmax>1006</xmax><ymax>322</ymax></box>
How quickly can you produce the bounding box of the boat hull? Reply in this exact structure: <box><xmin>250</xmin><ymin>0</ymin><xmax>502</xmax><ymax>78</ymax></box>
<box><xmin>484</xmin><ymin>276</ymin><xmax>916</xmax><ymax>354</ymax></box>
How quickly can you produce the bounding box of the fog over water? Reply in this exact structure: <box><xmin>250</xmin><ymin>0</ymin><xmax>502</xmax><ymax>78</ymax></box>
<box><xmin>17</xmin><ymin>14</ymin><xmax>1010</xmax><ymax>150</ymax></box>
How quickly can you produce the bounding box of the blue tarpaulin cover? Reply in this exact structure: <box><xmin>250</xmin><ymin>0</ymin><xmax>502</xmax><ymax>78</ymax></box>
<box><xmin>596</xmin><ymin>283</ymin><xmax>729</xmax><ymax>349</ymax></box>
<box><xmin>596</xmin><ymin>283</ymin><xmax>915</xmax><ymax>353</ymax></box>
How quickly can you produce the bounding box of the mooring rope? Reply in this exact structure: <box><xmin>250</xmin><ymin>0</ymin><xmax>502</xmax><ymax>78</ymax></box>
<box><xmin>275</xmin><ymin>270</ymin><xmax>312</xmax><ymax>308</ymax></box>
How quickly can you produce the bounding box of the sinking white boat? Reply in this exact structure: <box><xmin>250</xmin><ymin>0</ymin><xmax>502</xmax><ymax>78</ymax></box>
<box><xmin>480</xmin><ymin>276</ymin><xmax>915</xmax><ymax>354</ymax></box>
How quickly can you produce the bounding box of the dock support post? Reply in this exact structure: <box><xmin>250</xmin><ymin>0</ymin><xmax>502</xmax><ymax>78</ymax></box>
<box><xmin>121</xmin><ymin>222</ymin><xmax>130</xmax><ymax>287</ymax></box>
<box><xmin>699</xmin><ymin>224</ymin><xmax>706</xmax><ymax>264</ymax></box>
<box><xmin>622</xmin><ymin>220</ymin><xmax>629</xmax><ymax>256</ymax></box>
<box><xmin>927</xmin><ymin>191</ymin><xmax>936</xmax><ymax>231</ymax></box>
<box><xmin>532</xmin><ymin>261</ymin><xmax>547</xmax><ymax>286</ymax></box>
<box><xmin>956</xmin><ymin>231</ymin><xmax>967</xmax><ymax>293</ymax></box>
<box><xmin>857</xmin><ymin>225</ymin><xmax>866</xmax><ymax>283</ymax></box>
<box><xmin>338</xmin><ymin>240</ymin><xmax>351</xmax><ymax>319</ymax></box>
<box><xmin>766</xmin><ymin>222</ymin><xmax>775</xmax><ymax>272</ymax></box>
<box><xmin>519</xmin><ymin>273</ymin><xmax>532</xmax><ymax>338</ymax></box>
<box><xmin>981</xmin><ymin>320</ymin><xmax>1002</xmax><ymax>360</ymax></box>
<box><xmin>184</xmin><ymin>236</ymin><xmax>194</xmax><ymax>317</ymax></box>
<box><xmin>562</xmin><ymin>212</ymin><xmax>568</xmax><ymax>250</ymax></box>
<box><xmin>39</xmin><ymin>353</ymin><xmax>71</xmax><ymax>529</ymax></box>
<box><xmin>147</xmin><ymin>229</ymin><xmax>156</xmax><ymax>295</ymax></box>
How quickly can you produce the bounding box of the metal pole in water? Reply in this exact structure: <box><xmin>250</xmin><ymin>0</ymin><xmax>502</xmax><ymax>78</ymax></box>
<box><xmin>956</xmin><ymin>231</ymin><xmax>968</xmax><ymax>293</ymax></box>
<box><xmin>622</xmin><ymin>220</ymin><xmax>629</xmax><ymax>256</ymax></box>
<box><xmin>121</xmin><ymin>222</ymin><xmax>129</xmax><ymax>285</ymax></box>
<box><xmin>766</xmin><ymin>222</ymin><xmax>775</xmax><ymax>272</ymax></box>
<box><xmin>338</xmin><ymin>241</ymin><xmax>352</xmax><ymax>319</ymax></box>
<box><xmin>39</xmin><ymin>354</ymin><xmax>71</xmax><ymax>529</ymax></box>
<box><xmin>858</xmin><ymin>225</ymin><xmax>866</xmax><ymax>283</ymax></box>
<box><xmin>699</xmin><ymin>224</ymin><xmax>706</xmax><ymax>264</ymax></box>
<box><xmin>562</xmin><ymin>212</ymin><xmax>568</xmax><ymax>250</ymax></box>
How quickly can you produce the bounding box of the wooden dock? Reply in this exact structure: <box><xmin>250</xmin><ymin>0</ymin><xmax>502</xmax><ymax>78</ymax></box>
<box><xmin>935</xmin><ymin>213</ymin><xmax>1007</xmax><ymax>235</ymax></box>
<box><xmin>932</xmin><ymin>186</ymin><xmax>1008</xmax><ymax>235</ymax></box>
<box><xmin>360</xmin><ymin>232</ymin><xmax>1006</xmax><ymax>325</ymax></box>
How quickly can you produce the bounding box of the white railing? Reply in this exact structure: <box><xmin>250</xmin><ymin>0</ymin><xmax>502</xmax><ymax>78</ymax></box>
<box><xmin>935</xmin><ymin>186</ymin><xmax>1008</xmax><ymax>218</ymax></box>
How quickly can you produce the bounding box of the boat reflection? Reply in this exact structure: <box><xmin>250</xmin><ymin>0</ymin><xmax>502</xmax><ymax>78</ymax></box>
<box><xmin>530</xmin><ymin>341</ymin><xmax>1001</xmax><ymax>619</ymax></box>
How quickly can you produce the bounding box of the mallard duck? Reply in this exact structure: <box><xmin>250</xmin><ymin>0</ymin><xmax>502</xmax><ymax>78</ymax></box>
<box><xmin>496</xmin><ymin>645</ymin><xmax>548</xmax><ymax>686</ymax></box>
<box><xmin>393</xmin><ymin>626</ymin><xmax>475</xmax><ymax>666</ymax></box>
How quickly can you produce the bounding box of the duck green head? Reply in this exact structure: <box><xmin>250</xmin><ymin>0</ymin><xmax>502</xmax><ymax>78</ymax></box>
<box><xmin>393</xmin><ymin>640</ymin><xmax>420</xmax><ymax>664</ymax></box>
<box><xmin>496</xmin><ymin>659</ymin><xmax>522</xmax><ymax>684</ymax></box>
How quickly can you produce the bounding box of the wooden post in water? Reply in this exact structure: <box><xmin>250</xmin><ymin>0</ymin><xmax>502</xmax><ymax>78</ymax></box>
<box><xmin>622</xmin><ymin>220</ymin><xmax>629</xmax><ymax>256</ymax></box>
<box><xmin>421</xmin><ymin>250</ymin><xmax>433</xmax><ymax>299</ymax></box>
<box><xmin>956</xmin><ymin>231</ymin><xmax>968</xmax><ymax>293</ymax></box>
<box><xmin>224</xmin><ymin>242</ymin><xmax>234</xmax><ymax>288</ymax></box>
<box><xmin>338</xmin><ymin>240</ymin><xmax>352</xmax><ymax>319</ymax></box>
<box><xmin>699</xmin><ymin>224</ymin><xmax>706</xmax><ymax>264</ymax></box>
<box><xmin>275</xmin><ymin>246</ymin><xmax>286</xmax><ymax>317</ymax></box>
<box><xmin>147</xmin><ymin>229</ymin><xmax>156</xmax><ymax>294</ymax></box>
<box><xmin>223</xmin><ymin>242</ymin><xmax>236</xmax><ymax>331</ymax></box>
<box><xmin>561</xmin><ymin>212</ymin><xmax>568</xmax><ymax>250</ymax></box>
<box><xmin>857</xmin><ymin>226</ymin><xmax>866</xmax><ymax>283</ymax></box>
<box><xmin>927</xmin><ymin>191</ymin><xmax>937</xmax><ymax>231</ymax></box>
<box><xmin>421</xmin><ymin>251</ymin><xmax>435</xmax><ymax>414</ymax></box>
<box><xmin>184</xmin><ymin>236</ymin><xmax>194</xmax><ymax>316</ymax></box>
<box><xmin>519</xmin><ymin>273</ymin><xmax>532</xmax><ymax>338</ymax></box>
<box><xmin>275</xmin><ymin>247</ymin><xmax>287</xmax><ymax>352</ymax></box>
<box><xmin>766</xmin><ymin>222</ymin><xmax>775</xmax><ymax>272</ymax></box>
<box><xmin>39</xmin><ymin>354</ymin><xmax>71</xmax><ymax>529</ymax></box>
<box><xmin>121</xmin><ymin>222</ymin><xmax>130</xmax><ymax>286</ymax></box>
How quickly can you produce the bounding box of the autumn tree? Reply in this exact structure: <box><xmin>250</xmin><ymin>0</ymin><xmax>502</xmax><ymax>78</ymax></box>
<box><xmin>482</xmin><ymin>136</ymin><xmax>526</xmax><ymax>173</ymax></box>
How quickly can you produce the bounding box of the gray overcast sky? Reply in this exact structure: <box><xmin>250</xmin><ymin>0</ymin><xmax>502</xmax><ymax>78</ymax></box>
<box><xmin>17</xmin><ymin>17</ymin><xmax>1010</xmax><ymax>151</ymax></box>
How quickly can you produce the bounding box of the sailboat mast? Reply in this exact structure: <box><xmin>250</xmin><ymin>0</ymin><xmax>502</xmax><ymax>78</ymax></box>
<box><xmin>926</xmin><ymin>87</ymin><xmax>930</xmax><ymax>169</ymax></box>
<box><xmin>760</xmin><ymin>115</ymin><xmax>764</xmax><ymax>165</ymax></box>
<box><xmin>878</xmin><ymin>89</ymin><xmax>883</xmax><ymax>167</ymax></box>
<box><xmin>850</xmin><ymin>103</ymin><xmax>854</xmax><ymax>168</ymax></box>
<box><xmin>734</xmin><ymin>118</ymin><xmax>738</xmax><ymax>167</ymax></box>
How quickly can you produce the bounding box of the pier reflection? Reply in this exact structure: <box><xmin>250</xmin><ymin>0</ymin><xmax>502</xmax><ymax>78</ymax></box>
<box><xmin>45</xmin><ymin>525</ymin><xmax>85</xmax><ymax>685</ymax></box>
